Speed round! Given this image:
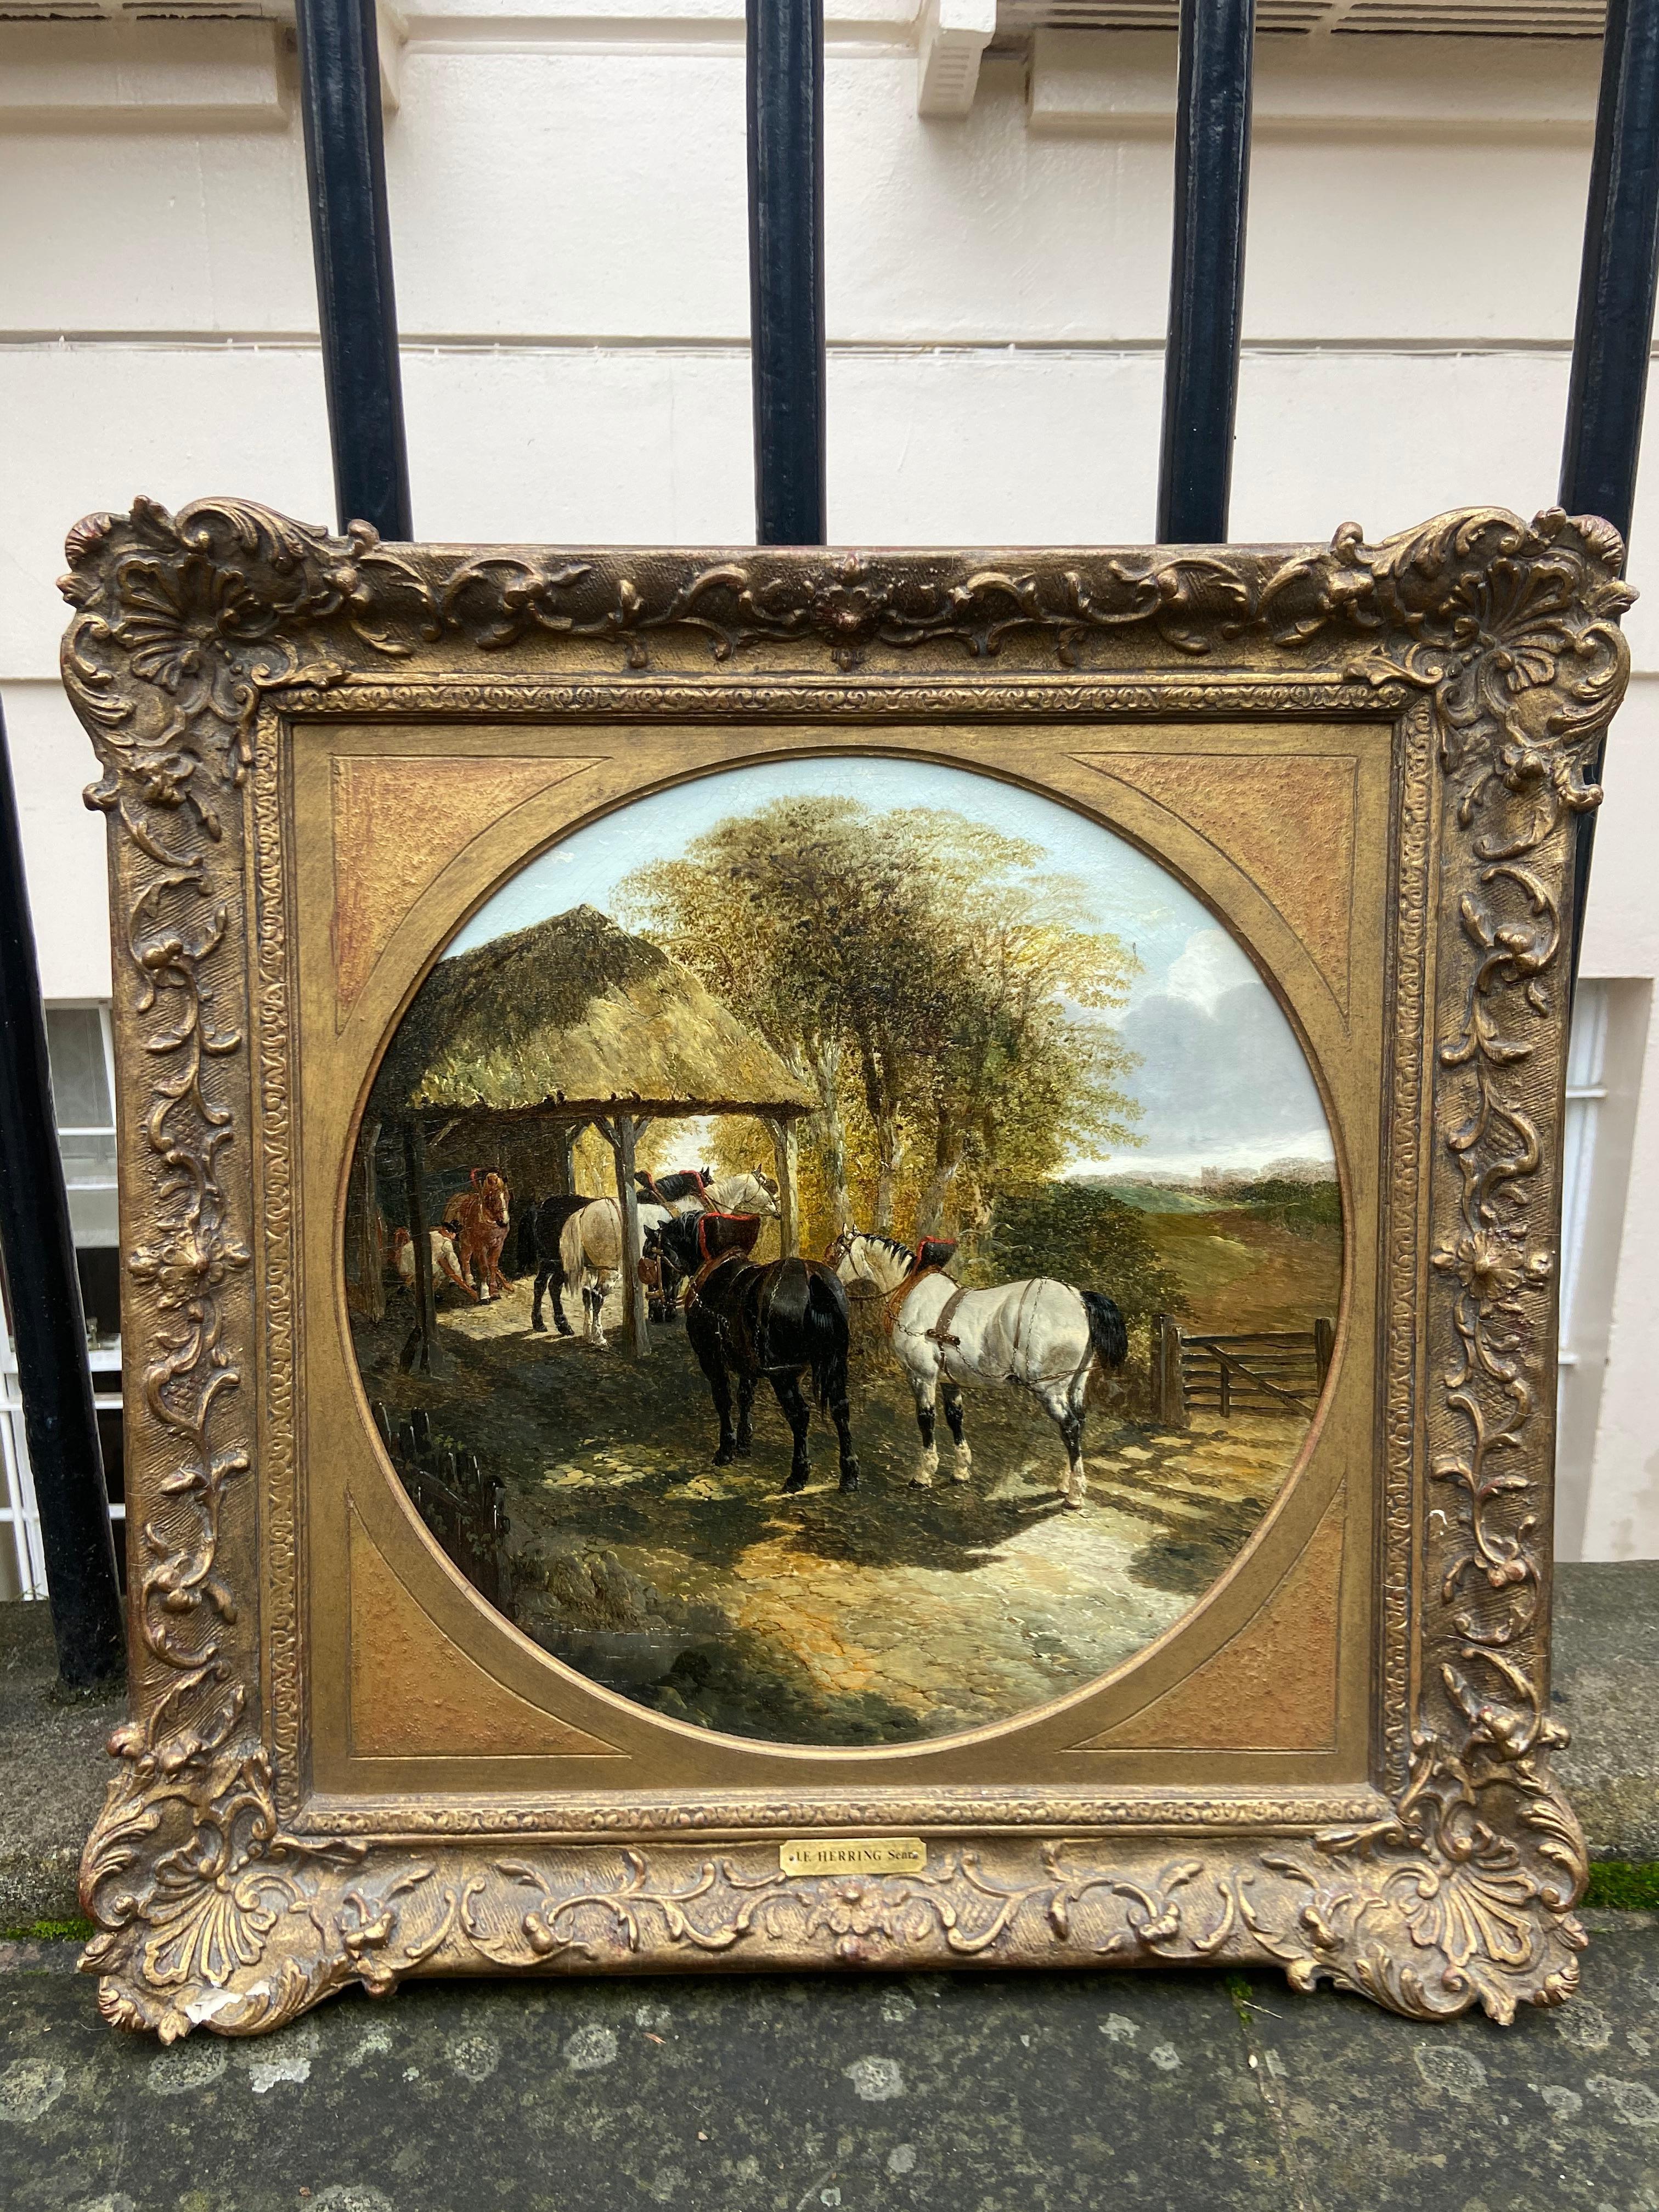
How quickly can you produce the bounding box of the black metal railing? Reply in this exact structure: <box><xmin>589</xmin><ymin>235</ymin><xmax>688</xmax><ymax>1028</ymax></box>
<box><xmin>1562</xmin><ymin>0</ymin><xmax>1659</xmax><ymax>971</ymax></box>
<box><xmin>1156</xmin><ymin>0</ymin><xmax>1255</xmax><ymax>543</ymax></box>
<box><xmin>748</xmin><ymin>0</ymin><xmax>827</xmax><ymax>544</ymax></box>
<box><xmin>293</xmin><ymin>0</ymin><xmax>413</xmax><ymax>541</ymax></box>
<box><xmin>0</xmin><ymin>712</ymin><xmax>123</xmax><ymax>1686</ymax></box>
<box><xmin>2</xmin><ymin>0</ymin><xmax>1656</xmax><ymax>1679</ymax></box>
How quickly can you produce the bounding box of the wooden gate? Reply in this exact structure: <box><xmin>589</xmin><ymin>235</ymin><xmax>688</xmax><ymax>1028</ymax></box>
<box><xmin>1150</xmin><ymin>1315</ymin><xmax>1335</xmax><ymax>1427</ymax></box>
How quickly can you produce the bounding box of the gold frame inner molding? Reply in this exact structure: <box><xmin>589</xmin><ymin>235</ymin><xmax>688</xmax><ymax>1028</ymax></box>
<box><xmin>60</xmin><ymin>498</ymin><xmax>1628</xmax><ymax>2036</ymax></box>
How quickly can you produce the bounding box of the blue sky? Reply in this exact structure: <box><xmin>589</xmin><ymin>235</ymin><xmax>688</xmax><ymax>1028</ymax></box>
<box><xmin>447</xmin><ymin>757</ymin><xmax>1333</xmax><ymax>1177</ymax></box>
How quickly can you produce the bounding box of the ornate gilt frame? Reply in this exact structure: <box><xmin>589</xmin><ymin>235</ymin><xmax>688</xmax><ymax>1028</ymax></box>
<box><xmin>59</xmin><ymin>497</ymin><xmax>1628</xmax><ymax>2038</ymax></box>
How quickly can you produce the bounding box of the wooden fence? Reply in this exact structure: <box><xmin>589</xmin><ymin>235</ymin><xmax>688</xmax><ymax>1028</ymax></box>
<box><xmin>1149</xmin><ymin>1316</ymin><xmax>1335</xmax><ymax>1427</ymax></box>
<box><xmin>370</xmin><ymin>1401</ymin><xmax>510</xmax><ymax>1613</ymax></box>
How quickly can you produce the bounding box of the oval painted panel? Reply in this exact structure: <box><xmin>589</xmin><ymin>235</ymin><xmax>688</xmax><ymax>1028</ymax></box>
<box><xmin>344</xmin><ymin>758</ymin><xmax>1341</xmax><ymax>1746</ymax></box>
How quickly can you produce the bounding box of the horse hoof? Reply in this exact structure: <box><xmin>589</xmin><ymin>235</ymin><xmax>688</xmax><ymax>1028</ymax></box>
<box><xmin>950</xmin><ymin>1466</ymin><xmax>972</xmax><ymax>1485</ymax></box>
<box><xmin>839</xmin><ymin>1467</ymin><xmax>860</xmax><ymax>1493</ymax></box>
<box><xmin>782</xmin><ymin>1472</ymin><xmax>809</xmax><ymax>1496</ymax></box>
<box><xmin>531</xmin><ymin>1316</ymin><xmax>546</xmax><ymax>1334</ymax></box>
<box><xmin>734</xmin><ymin>1441</ymin><xmax>753</xmax><ymax>1460</ymax></box>
<box><xmin>713</xmin><ymin>1447</ymin><xmax>736</xmax><ymax>1467</ymax></box>
<box><xmin>909</xmin><ymin>1474</ymin><xmax>935</xmax><ymax>1490</ymax></box>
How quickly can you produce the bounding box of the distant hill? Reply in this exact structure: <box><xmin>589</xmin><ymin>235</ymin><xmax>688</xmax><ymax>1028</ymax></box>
<box><xmin>1077</xmin><ymin>1160</ymin><xmax>1339</xmax><ymax>1216</ymax></box>
<box><xmin>1079</xmin><ymin>1179</ymin><xmax>1224</xmax><ymax>1215</ymax></box>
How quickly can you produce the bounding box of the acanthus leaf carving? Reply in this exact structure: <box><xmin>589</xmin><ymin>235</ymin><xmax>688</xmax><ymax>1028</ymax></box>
<box><xmin>58</xmin><ymin>498</ymin><xmax>1626</xmax><ymax>2033</ymax></box>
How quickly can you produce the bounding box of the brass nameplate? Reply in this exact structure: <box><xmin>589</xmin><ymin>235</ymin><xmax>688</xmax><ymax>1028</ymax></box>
<box><xmin>780</xmin><ymin>1837</ymin><xmax>927</xmax><ymax>1878</ymax></box>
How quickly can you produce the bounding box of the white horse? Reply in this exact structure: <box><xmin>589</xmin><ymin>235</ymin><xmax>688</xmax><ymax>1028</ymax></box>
<box><xmin>830</xmin><ymin>1232</ymin><xmax>1128</xmax><ymax>1508</ymax></box>
<box><xmin>561</xmin><ymin>1171</ymin><xmax>782</xmax><ymax>1346</ymax></box>
<box><xmin>650</xmin><ymin>1169</ymin><xmax>781</xmax><ymax>1219</ymax></box>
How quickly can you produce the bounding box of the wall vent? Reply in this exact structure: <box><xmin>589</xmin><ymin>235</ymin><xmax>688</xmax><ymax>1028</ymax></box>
<box><xmin>998</xmin><ymin>0</ymin><xmax>1601</xmax><ymax>34</ymax></box>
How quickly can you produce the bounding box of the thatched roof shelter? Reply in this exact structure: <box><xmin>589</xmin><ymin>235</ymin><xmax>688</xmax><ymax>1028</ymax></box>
<box><xmin>366</xmin><ymin>906</ymin><xmax>812</xmax><ymax>1362</ymax></box>
<box><xmin>375</xmin><ymin>904</ymin><xmax>814</xmax><ymax>1121</ymax></box>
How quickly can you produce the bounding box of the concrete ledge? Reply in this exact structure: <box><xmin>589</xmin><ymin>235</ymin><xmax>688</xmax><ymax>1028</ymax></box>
<box><xmin>0</xmin><ymin>1606</ymin><xmax>121</xmax><ymax>1933</ymax></box>
<box><xmin>1552</xmin><ymin>1560</ymin><xmax>1659</xmax><ymax>1865</ymax></box>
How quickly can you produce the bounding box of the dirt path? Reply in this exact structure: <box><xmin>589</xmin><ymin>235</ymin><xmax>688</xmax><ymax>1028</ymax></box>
<box><xmin>353</xmin><ymin>1276</ymin><xmax>1308</xmax><ymax>1747</ymax></box>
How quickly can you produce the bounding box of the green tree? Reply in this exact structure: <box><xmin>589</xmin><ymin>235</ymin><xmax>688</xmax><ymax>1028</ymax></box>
<box><xmin>976</xmin><ymin>1182</ymin><xmax>1189</xmax><ymax>1331</ymax></box>
<box><xmin>619</xmin><ymin>798</ymin><xmax>1142</xmax><ymax>1246</ymax></box>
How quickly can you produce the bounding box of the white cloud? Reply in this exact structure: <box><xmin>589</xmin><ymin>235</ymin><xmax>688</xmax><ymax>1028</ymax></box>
<box><xmin>1161</xmin><ymin>927</ymin><xmax>1258</xmax><ymax>1014</ymax></box>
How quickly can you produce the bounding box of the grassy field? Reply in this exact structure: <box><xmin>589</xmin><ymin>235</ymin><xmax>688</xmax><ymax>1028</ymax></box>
<box><xmin>1108</xmin><ymin>1182</ymin><xmax>1342</xmax><ymax>1336</ymax></box>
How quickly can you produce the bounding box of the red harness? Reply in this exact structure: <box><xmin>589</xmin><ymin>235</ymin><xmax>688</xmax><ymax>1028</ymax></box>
<box><xmin>682</xmin><ymin>1210</ymin><xmax>761</xmax><ymax>1299</ymax></box>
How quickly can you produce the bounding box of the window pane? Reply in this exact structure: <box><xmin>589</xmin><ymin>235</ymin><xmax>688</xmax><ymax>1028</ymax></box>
<box><xmin>76</xmin><ymin>1248</ymin><xmax>122</xmax><ymax>1341</ymax></box>
<box><xmin>58</xmin><ymin>1131</ymin><xmax>117</xmax><ymax>1187</ymax></box>
<box><xmin>66</xmin><ymin>1184</ymin><xmax>119</xmax><ymax>1248</ymax></box>
<box><xmin>45</xmin><ymin>1007</ymin><xmax>112</xmax><ymax>1130</ymax></box>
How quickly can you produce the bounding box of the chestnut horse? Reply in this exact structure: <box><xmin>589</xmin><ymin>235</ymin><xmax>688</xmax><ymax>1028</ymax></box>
<box><xmin>443</xmin><ymin>1169</ymin><xmax>511</xmax><ymax>1302</ymax></box>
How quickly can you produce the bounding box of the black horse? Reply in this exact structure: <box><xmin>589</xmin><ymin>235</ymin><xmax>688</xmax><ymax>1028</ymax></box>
<box><xmin>652</xmin><ymin>1212</ymin><xmax>859</xmax><ymax>1494</ymax></box>
<box><xmin>635</xmin><ymin>1165</ymin><xmax>714</xmax><ymax>1207</ymax></box>
<box><xmin>515</xmin><ymin>1194</ymin><xmax>589</xmax><ymax>1335</ymax></box>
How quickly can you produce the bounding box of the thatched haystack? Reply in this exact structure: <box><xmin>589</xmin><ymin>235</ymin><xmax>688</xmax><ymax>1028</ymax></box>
<box><xmin>375</xmin><ymin>905</ymin><xmax>814</xmax><ymax>1120</ymax></box>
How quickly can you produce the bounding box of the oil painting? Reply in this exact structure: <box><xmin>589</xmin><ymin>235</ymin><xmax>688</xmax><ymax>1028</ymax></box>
<box><xmin>74</xmin><ymin>501</ymin><xmax>1615</xmax><ymax>2025</ymax></box>
<box><xmin>345</xmin><ymin>758</ymin><xmax>1341</xmax><ymax>1747</ymax></box>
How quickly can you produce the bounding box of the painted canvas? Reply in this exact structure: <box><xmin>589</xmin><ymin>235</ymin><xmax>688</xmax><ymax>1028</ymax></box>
<box><xmin>344</xmin><ymin>759</ymin><xmax>1341</xmax><ymax>1747</ymax></box>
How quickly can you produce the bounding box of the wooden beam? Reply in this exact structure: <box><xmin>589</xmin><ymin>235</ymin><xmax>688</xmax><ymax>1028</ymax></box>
<box><xmin>605</xmin><ymin>1114</ymin><xmax>650</xmax><ymax>1358</ymax></box>
<box><xmin>351</xmin><ymin>1116</ymin><xmax>385</xmax><ymax>1320</ymax></box>
<box><xmin>765</xmin><ymin>1113</ymin><xmax>799</xmax><ymax>1257</ymax></box>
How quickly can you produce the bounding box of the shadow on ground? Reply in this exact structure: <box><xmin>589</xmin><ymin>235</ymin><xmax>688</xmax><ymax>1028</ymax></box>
<box><xmin>352</xmin><ymin>1279</ymin><xmax>1304</xmax><ymax>1746</ymax></box>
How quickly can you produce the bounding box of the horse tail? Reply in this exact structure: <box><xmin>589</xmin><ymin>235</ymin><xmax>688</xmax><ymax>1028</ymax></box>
<box><xmin>559</xmin><ymin>1205</ymin><xmax>589</xmax><ymax>1289</ymax></box>
<box><xmin>804</xmin><ymin>1265</ymin><xmax>851</xmax><ymax>1412</ymax></box>
<box><xmin>1081</xmin><ymin>1290</ymin><xmax>1128</xmax><ymax>1371</ymax></box>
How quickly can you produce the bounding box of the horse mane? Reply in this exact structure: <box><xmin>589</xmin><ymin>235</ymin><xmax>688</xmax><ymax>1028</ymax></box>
<box><xmin>856</xmin><ymin>1232</ymin><xmax>916</xmax><ymax>1266</ymax></box>
<box><xmin>641</xmin><ymin>1167</ymin><xmax>712</xmax><ymax>1203</ymax></box>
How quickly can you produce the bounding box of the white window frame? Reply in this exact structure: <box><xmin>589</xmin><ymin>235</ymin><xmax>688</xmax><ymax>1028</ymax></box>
<box><xmin>0</xmin><ymin>1001</ymin><xmax>125</xmax><ymax>1602</ymax></box>
<box><xmin>1553</xmin><ymin>977</ymin><xmax>1651</xmax><ymax>1562</ymax></box>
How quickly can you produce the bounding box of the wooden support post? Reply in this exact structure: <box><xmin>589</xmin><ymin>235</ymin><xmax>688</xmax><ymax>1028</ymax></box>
<box><xmin>348</xmin><ymin>1118</ymin><xmax>385</xmax><ymax>1320</ymax></box>
<box><xmin>552</xmin><ymin>1121</ymin><xmax>576</xmax><ymax>1197</ymax></box>
<box><xmin>1152</xmin><ymin>1314</ymin><xmax>1188</xmax><ymax>1429</ymax></box>
<box><xmin>400</xmin><ymin>1117</ymin><xmax>439</xmax><ymax>1375</ymax></box>
<box><xmin>765</xmin><ymin>1114</ymin><xmax>799</xmax><ymax>1256</ymax></box>
<box><xmin>605</xmin><ymin>1114</ymin><xmax>650</xmax><ymax>1358</ymax></box>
